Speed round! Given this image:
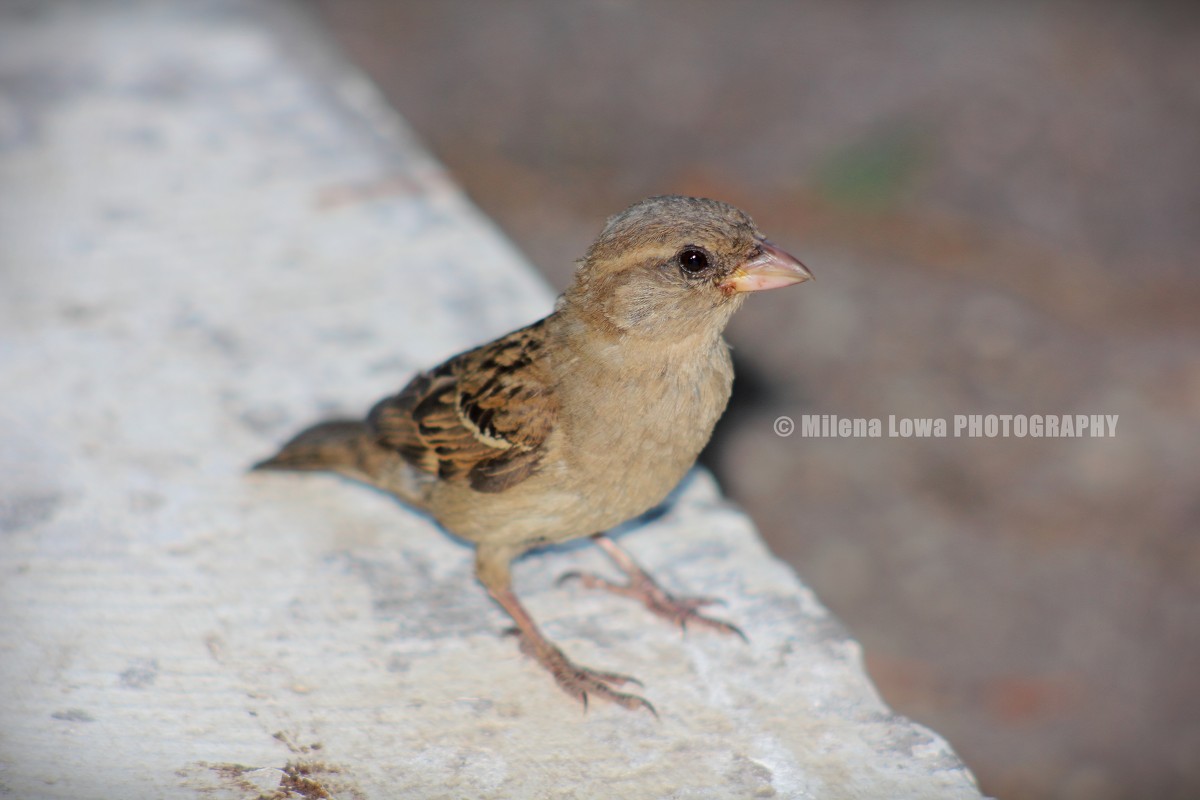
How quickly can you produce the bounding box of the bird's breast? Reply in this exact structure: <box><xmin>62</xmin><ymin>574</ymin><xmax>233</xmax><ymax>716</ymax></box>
<box><xmin>557</xmin><ymin>338</ymin><xmax>734</xmax><ymax>528</ymax></box>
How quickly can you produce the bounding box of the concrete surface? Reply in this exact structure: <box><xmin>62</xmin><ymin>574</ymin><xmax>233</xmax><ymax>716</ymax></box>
<box><xmin>0</xmin><ymin>1</ymin><xmax>984</xmax><ymax>798</ymax></box>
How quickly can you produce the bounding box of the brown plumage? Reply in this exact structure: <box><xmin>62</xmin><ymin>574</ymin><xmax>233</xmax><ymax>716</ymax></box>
<box><xmin>254</xmin><ymin>195</ymin><xmax>812</xmax><ymax>712</ymax></box>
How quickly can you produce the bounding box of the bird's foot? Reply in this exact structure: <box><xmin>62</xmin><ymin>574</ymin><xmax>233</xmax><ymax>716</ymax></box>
<box><xmin>507</xmin><ymin>628</ymin><xmax>657</xmax><ymax>716</ymax></box>
<box><xmin>558</xmin><ymin>567</ymin><xmax>747</xmax><ymax>642</ymax></box>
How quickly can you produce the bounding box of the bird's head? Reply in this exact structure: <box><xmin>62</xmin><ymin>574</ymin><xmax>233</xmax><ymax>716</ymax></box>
<box><xmin>562</xmin><ymin>196</ymin><xmax>812</xmax><ymax>340</ymax></box>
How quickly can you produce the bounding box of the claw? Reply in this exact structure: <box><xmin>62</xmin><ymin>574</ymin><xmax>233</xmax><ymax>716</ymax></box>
<box><xmin>556</xmin><ymin>570</ymin><xmax>583</xmax><ymax>587</ymax></box>
<box><xmin>489</xmin><ymin>585</ymin><xmax>656</xmax><ymax>714</ymax></box>
<box><xmin>561</xmin><ymin>534</ymin><xmax>750</xmax><ymax>642</ymax></box>
<box><xmin>510</xmin><ymin>628</ymin><xmax>655</xmax><ymax>714</ymax></box>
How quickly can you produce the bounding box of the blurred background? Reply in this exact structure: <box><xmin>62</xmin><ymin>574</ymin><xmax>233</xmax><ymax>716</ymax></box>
<box><xmin>308</xmin><ymin>1</ymin><xmax>1199</xmax><ymax>797</ymax></box>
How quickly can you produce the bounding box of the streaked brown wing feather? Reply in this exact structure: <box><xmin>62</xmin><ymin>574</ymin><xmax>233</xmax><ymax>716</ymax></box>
<box><xmin>368</xmin><ymin>318</ymin><xmax>556</xmax><ymax>493</ymax></box>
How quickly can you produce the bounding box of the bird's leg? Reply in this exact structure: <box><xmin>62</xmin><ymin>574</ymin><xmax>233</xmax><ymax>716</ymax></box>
<box><xmin>559</xmin><ymin>534</ymin><xmax>747</xmax><ymax>641</ymax></box>
<box><xmin>477</xmin><ymin>546</ymin><xmax>656</xmax><ymax>715</ymax></box>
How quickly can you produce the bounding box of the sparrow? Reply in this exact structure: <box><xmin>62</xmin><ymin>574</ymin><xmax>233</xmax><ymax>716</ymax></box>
<box><xmin>253</xmin><ymin>195</ymin><xmax>812</xmax><ymax>713</ymax></box>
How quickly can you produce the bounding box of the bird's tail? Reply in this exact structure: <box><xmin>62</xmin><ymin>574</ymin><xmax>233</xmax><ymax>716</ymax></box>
<box><xmin>252</xmin><ymin>420</ymin><xmax>377</xmax><ymax>477</ymax></box>
<box><xmin>252</xmin><ymin>419</ymin><xmax>428</xmax><ymax>509</ymax></box>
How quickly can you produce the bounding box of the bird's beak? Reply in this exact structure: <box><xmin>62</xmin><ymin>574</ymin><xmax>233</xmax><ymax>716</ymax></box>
<box><xmin>719</xmin><ymin>239</ymin><xmax>813</xmax><ymax>294</ymax></box>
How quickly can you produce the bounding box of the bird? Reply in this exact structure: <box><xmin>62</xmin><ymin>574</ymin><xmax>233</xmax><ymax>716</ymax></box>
<box><xmin>253</xmin><ymin>195</ymin><xmax>812</xmax><ymax>713</ymax></box>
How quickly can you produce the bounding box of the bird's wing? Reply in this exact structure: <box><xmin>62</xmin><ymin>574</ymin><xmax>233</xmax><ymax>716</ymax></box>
<box><xmin>367</xmin><ymin>318</ymin><xmax>558</xmax><ymax>493</ymax></box>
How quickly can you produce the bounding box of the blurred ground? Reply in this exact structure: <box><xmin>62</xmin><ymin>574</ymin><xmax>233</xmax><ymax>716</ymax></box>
<box><xmin>309</xmin><ymin>1</ymin><xmax>1200</xmax><ymax>797</ymax></box>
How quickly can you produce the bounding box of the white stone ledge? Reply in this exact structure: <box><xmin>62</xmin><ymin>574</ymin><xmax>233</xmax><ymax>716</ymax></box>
<box><xmin>0</xmin><ymin>1</ymin><xmax>985</xmax><ymax>797</ymax></box>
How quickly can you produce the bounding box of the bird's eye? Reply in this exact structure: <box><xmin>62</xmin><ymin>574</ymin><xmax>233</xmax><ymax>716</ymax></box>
<box><xmin>677</xmin><ymin>248</ymin><xmax>710</xmax><ymax>275</ymax></box>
